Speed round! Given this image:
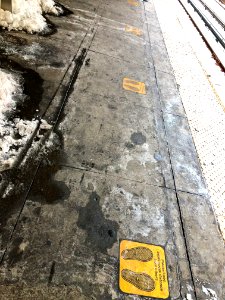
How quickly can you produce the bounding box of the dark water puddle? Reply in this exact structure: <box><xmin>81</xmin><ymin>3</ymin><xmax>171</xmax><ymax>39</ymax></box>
<box><xmin>0</xmin><ymin>155</ymin><xmax>41</xmax><ymax>256</ymax></box>
<box><xmin>77</xmin><ymin>192</ymin><xmax>119</xmax><ymax>254</ymax></box>
<box><xmin>0</xmin><ymin>133</ymin><xmax>69</xmax><ymax>261</ymax></box>
<box><xmin>47</xmin><ymin>48</ymin><xmax>87</xmax><ymax>126</ymax></box>
<box><xmin>0</xmin><ymin>32</ymin><xmax>65</xmax><ymax>69</ymax></box>
<box><xmin>130</xmin><ymin>131</ymin><xmax>146</xmax><ymax>145</ymax></box>
<box><xmin>7</xmin><ymin>236</ymin><xmax>24</xmax><ymax>267</ymax></box>
<box><xmin>28</xmin><ymin>134</ymin><xmax>70</xmax><ymax>204</ymax></box>
<box><xmin>58</xmin><ymin>48</ymin><xmax>87</xmax><ymax>108</ymax></box>
<box><xmin>0</xmin><ymin>54</ymin><xmax>43</xmax><ymax>120</ymax></box>
<box><xmin>0</xmin><ymin>33</ymin><xmax>27</xmax><ymax>47</ymax></box>
<box><xmin>48</xmin><ymin>261</ymin><xmax>56</xmax><ymax>285</ymax></box>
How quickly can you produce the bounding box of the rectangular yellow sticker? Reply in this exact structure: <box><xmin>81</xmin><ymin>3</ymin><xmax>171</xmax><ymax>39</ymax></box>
<box><xmin>125</xmin><ymin>25</ymin><xmax>143</xmax><ymax>36</ymax></box>
<box><xmin>123</xmin><ymin>78</ymin><xmax>146</xmax><ymax>94</ymax></box>
<box><xmin>127</xmin><ymin>0</ymin><xmax>140</xmax><ymax>6</ymax></box>
<box><xmin>119</xmin><ymin>240</ymin><xmax>169</xmax><ymax>299</ymax></box>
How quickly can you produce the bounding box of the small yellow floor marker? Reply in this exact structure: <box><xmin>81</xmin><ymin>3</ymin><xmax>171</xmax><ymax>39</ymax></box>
<box><xmin>119</xmin><ymin>240</ymin><xmax>169</xmax><ymax>299</ymax></box>
<box><xmin>127</xmin><ymin>0</ymin><xmax>140</xmax><ymax>7</ymax></box>
<box><xmin>123</xmin><ymin>78</ymin><xmax>146</xmax><ymax>94</ymax></box>
<box><xmin>125</xmin><ymin>25</ymin><xmax>143</xmax><ymax>36</ymax></box>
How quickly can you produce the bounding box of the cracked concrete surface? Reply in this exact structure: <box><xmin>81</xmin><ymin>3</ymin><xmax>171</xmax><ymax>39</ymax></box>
<box><xmin>0</xmin><ymin>0</ymin><xmax>224</xmax><ymax>299</ymax></box>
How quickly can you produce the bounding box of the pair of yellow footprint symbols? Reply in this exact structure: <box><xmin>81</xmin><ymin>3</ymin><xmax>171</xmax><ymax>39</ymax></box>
<box><xmin>121</xmin><ymin>246</ymin><xmax>155</xmax><ymax>292</ymax></box>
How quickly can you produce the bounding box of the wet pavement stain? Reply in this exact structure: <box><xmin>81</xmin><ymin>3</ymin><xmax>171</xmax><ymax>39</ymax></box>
<box><xmin>0</xmin><ymin>174</ymin><xmax>28</xmax><ymax>250</ymax></box>
<box><xmin>0</xmin><ymin>34</ymin><xmax>64</xmax><ymax>68</ymax></box>
<box><xmin>0</xmin><ymin>46</ymin><xmax>87</xmax><ymax>256</ymax></box>
<box><xmin>7</xmin><ymin>236</ymin><xmax>24</xmax><ymax>267</ymax></box>
<box><xmin>77</xmin><ymin>192</ymin><xmax>119</xmax><ymax>254</ymax></box>
<box><xmin>48</xmin><ymin>261</ymin><xmax>56</xmax><ymax>285</ymax></box>
<box><xmin>131</xmin><ymin>132</ymin><xmax>146</xmax><ymax>145</ymax></box>
<box><xmin>29</xmin><ymin>147</ymin><xmax>70</xmax><ymax>204</ymax></box>
<box><xmin>0</xmin><ymin>149</ymin><xmax>44</xmax><ymax>258</ymax></box>
<box><xmin>59</xmin><ymin>48</ymin><xmax>87</xmax><ymax>100</ymax></box>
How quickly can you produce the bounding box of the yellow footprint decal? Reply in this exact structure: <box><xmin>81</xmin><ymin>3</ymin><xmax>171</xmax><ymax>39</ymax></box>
<box><xmin>121</xmin><ymin>246</ymin><xmax>153</xmax><ymax>262</ymax></box>
<box><xmin>119</xmin><ymin>240</ymin><xmax>170</xmax><ymax>298</ymax></box>
<box><xmin>121</xmin><ymin>269</ymin><xmax>155</xmax><ymax>292</ymax></box>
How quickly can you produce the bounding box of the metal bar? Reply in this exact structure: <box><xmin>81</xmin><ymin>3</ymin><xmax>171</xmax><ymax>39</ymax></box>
<box><xmin>197</xmin><ymin>0</ymin><xmax>225</xmax><ymax>31</ymax></box>
<box><xmin>187</xmin><ymin>0</ymin><xmax>225</xmax><ymax>49</ymax></box>
<box><xmin>1</xmin><ymin>0</ymin><xmax>12</xmax><ymax>12</ymax></box>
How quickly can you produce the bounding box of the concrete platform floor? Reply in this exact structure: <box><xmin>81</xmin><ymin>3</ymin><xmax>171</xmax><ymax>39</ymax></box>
<box><xmin>0</xmin><ymin>0</ymin><xmax>224</xmax><ymax>299</ymax></box>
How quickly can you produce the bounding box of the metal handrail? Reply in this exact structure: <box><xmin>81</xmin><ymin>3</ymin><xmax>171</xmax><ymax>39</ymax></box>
<box><xmin>1</xmin><ymin>0</ymin><xmax>12</xmax><ymax>12</ymax></box>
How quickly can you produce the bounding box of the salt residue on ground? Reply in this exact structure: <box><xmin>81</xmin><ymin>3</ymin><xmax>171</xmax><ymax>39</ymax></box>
<box><xmin>0</xmin><ymin>68</ymin><xmax>51</xmax><ymax>172</ymax></box>
<box><xmin>0</xmin><ymin>0</ymin><xmax>63</xmax><ymax>33</ymax></box>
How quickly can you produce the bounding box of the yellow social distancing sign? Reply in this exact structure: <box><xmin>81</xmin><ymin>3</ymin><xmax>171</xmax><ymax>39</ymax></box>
<box><xmin>127</xmin><ymin>0</ymin><xmax>140</xmax><ymax>7</ymax></box>
<box><xmin>123</xmin><ymin>78</ymin><xmax>146</xmax><ymax>94</ymax></box>
<box><xmin>119</xmin><ymin>240</ymin><xmax>169</xmax><ymax>299</ymax></box>
<box><xmin>125</xmin><ymin>25</ymin><xmax>143</xmax><ymax>36</ymax></box>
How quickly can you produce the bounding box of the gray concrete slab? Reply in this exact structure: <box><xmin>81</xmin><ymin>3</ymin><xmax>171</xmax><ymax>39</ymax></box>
<box><xmin>144</xmin><ymin>5</ymin><xmax>173</xmax><ymax>75</ymax></box>
<box><xmin>147</xmin><ymin>22</ymin><xmax>165</xmax><ymax>46</ymax></box>
<box><xmin>0</xmin><ymin>166</ymin><xmax>193</xmax><ymax>299</ymax></box>
<box><xmin>150</xmin><ymin>42</ymin><xmax>173</xmax><ymax>75</ymax></box>
<box><xmin>99</xmin><ymin>7</ymin><xmax>151</xmax><ymax>55</ymax></box>
<box><xmin>144</xmin><ymin>10</ymin><xmax>166</xmax><ymax>47</ymax></box>
<box><xmin>144</xmin><ymin>10</ymin><xmax>161</xmax><ymax>30</ymax></box>
<box><xmin>155</xmin><ymin>70</ymin><xmax>186</xmax><ymax>116</ymax></box>
<box><xmin>163</xmin><ymin>113</ymin><xmax>207</xmax><ymax>195</ymax></box>
<box><xmin>101</xmin><ymin>0</ymin><xmax>143</xmax><ymax>28</ymax></box>
<box><xmin>90</xmin><ymin>24</ymin><xmax>150</xmax><ymax>67</ymax></box>
<box><xmin>60</xmin><ymin>91</ymin><xmax>164</xmax><ymax>186</ymax></box>
<box><xmin>58</xmin><ymin>50</ymin><xmax>175</xmax><ymax>187</ymax></box>
<box><xmin>72</xmin><ymin>51</ymin><xmax>153</xmax><ymax>107</ymax></box>
<box><xmin>178</xmin><ymin>192</ymin><xmax>225</xmax><ymax>299</ymax></box>
<box><xmin>0</xmin><ymin>0</ymin><xmax>224</xmax><ymax>299</ymax></box>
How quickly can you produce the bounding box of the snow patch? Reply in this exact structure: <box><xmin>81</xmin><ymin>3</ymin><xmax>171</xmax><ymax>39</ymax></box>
<box><xmin>0</xmin><ymin>0</ymin><xmax>63</xmax><ymax>33</ymax></box>
<box><xmin>183</xmin><ymin>293</ymin><xmax>193</xmax><ymax>300</ymax></box>
<box><xmin>0</xmin><ymin>68</ymin><xmax>51</xmax><ymax>172</ymax></box>
<box><xmin>202</xmin><ymin>286</ymin><xmax>218</xmax><ymax>300</ymax></box>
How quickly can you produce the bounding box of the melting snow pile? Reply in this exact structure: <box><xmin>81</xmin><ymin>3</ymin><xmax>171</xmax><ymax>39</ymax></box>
<box><xmin>0</xmin><ymin>0</ymin><xmax>63</xmax><ymax>33</ymax></box>
<box><xmin>0</xmin><ymin>68</ymin><xmax>51</xmax><ymax>172</ymax></box>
